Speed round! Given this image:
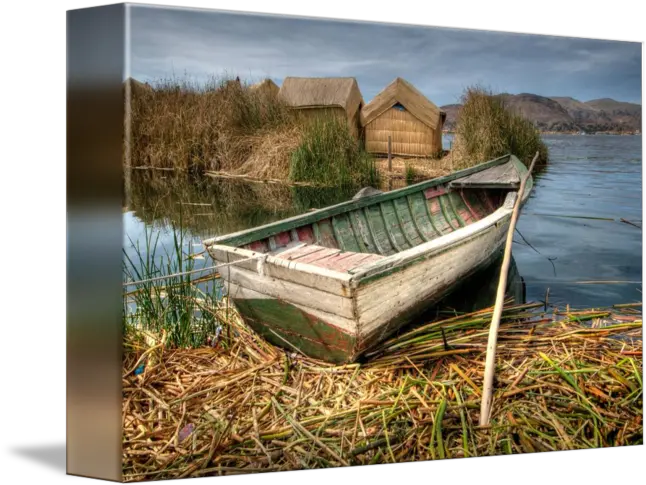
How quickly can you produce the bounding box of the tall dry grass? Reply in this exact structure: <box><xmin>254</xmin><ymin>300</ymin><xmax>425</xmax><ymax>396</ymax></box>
<box><xmin>128</xmin><ymin>76</ymin><xmax>378</xmax><ymax>187</ymax></box>
<box><xmin>128</xmin><ymin>75</ymin><xmax>293</xmax><ymax>172</ymax></box>
<box><xmin>450</xmin><ymin>86</ymin><xmax>549</xmax><ymax>169</ymax></box>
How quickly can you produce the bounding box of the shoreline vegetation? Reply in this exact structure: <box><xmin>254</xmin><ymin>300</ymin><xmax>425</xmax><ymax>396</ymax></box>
<box><xmin>126</xmin><ymin>76</ymin><xmax>548</xmax><ymax>186</ymax></box>
<box><xmin>122</xmin><ymin>229</ymin><xmax>643</xmax><ymax>481</ymax></box>
<box><xmin>122</xmin><ymin>272</ymin><xmax>642</xmax><ymax>480</ymax></box>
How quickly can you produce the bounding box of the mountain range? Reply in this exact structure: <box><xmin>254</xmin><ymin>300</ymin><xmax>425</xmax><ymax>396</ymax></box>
<box><xmin>441</xmin><ymin>94</ymin><xmax>641</xmax><ymax>134</ymax></box>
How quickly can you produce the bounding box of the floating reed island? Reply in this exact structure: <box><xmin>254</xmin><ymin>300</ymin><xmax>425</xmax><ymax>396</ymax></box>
<box><xmin>122</xmin><ymin>298</ymin><xmax>642</xmax><ymax>481</ymax></box>
<box><xmin>126</xmin><ymin>75</ymin><xmax>548</xmax><ymax>186</ymax></box>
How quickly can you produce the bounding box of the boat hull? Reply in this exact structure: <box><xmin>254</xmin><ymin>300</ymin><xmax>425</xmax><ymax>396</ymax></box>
<box><xmin>228</xmin><ymin>283</ymin><xmax>357</xmax><ymax>363</ymax></box>
<box><xmin>353</xmin><ymin>215</ymin><xmax>511</xmax><ymax>357</ymax></box>
<box><xmin>220</xmin><ymin>208</ymin><xmax>513</xmax><ymax>364</ymax></box>
<box><xmin>205</xmin><ymin>155</ymin><xmax>532</xmax><ymax>363</ymax></box>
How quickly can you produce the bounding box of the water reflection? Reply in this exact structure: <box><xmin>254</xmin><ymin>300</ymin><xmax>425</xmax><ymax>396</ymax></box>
<box><xmin>124</xmin><ymin>170</ymin><xmax>357</xmax><ymax>238</ymax></box>
<box><xmin>123</xmin><ymin>134</ymin><xmax>642</xmax><ymax>309</ymax></box>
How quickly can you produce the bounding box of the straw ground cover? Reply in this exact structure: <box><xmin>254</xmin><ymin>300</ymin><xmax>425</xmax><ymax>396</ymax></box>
<box><xmin>375</xmin><ymin>156</ymin><xmax>454</xmax><ymax>183</ymax></box>
<box><xmin>450</xmin><ymin>86</ymin><xmax>549</xmax><ymax>170</ymax></box>
<box><xmin>122</xmin><ymin>292</ymin><xmax>642</xmax><ymax>480</ymax></box>
<box><xmin>128</xmin><ymin>76</ymin><xmax>377</xmax><ymax>186</ymax></box>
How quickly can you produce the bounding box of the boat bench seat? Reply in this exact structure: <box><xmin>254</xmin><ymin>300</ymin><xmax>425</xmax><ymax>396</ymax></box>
<box><xmin>270</xmin><ymin>243</ymin><xmax>384</xmax><ymax>273</ymax></box>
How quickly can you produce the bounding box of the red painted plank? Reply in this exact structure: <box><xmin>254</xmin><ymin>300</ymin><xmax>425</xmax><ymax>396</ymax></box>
<box><xmin>296</xmin><ymin>226</ymin><xmax>315</xmax><ymax>244</ymax></box>
<box><xmin>333</xmin><ymin>253</ymin><xmax>381</xmax><ymax>272</ymax></box>
<box><xmin>297</xmin><ymin>247</ymin><xmax>341</xmax><ymax>264</ymax></box>
<box><xmin>277</xmin><ymin>245</ymin><xmax>325</xmax><ymax>261</ymax></box>
<box><xmin>459</xmin><ymin>208</ymin><xmax>474</xmax><ymax>224</ymax></box>
<box><xmin>424</xmin><ymin>185</ymin><xmax>447</xmax><ymax>199</ymax></box>
<box><xmin>309</xmin><ymin>251</ymin><xmax>358</xmax><ymax>270</ymax></box>
<box><xmin>460</xmin><ymin>190</ymin><xmax>482</xmax><ymax>220</ymax></box>
<box><xmin>346</xmin><ymin>254</ymin><xmax>384</xmax><ymax>271</ymax></box>
<box><xmin>275</xmin><ymin>231</ymin><xmax>292</xmax><ymax>247</ymax></box>
<box><xmin>479</xmin><ymin>189</ymin><xmax>496</xmax><ymax>213</ymax></box>
<box><xmin>429</xmin><ymin>199</ymin><xmax>441</xmax><ymax>215</ymax></box>
<box><xmin>247</xmin><ymin>240</ymin><xmax>268</xmax><ymax>253</ymax></box>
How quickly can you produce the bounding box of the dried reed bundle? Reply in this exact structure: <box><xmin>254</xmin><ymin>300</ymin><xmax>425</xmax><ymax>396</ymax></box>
<box><xmin>123</xmin><ymin>300</ymin><xmax>643</xmax><ymax>481</ymax></box>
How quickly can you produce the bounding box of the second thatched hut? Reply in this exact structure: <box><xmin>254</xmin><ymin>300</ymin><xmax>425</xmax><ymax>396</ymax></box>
<box><xmin>278</xmin><ymin>77</ymin><xmax>364</xmax><ymax>138</ymax></box>
<box><xmin>250</xmin><ymin>78</ymin><xmax>279</xmax><ymax>98</ymax></box>
<box><xmin>361</xmin><ymin>77</ymin><xmax>446</xmax><ymax>157</ymax></box>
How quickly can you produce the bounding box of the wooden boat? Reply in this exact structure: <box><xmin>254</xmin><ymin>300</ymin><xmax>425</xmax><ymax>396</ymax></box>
<box><xmin>203</xmin><ymin>154</ymin><xmax>534</xmax><ymax>363</ymax></box>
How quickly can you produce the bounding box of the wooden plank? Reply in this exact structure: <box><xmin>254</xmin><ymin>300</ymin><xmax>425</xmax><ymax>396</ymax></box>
<box><xmin>379</xmin><ymin>201</ymin><xmax>408</xmax><ymax>252</ymax></box>
<box><xmin>316</xmin><ymin>218</ymin><xmax>339</xmax><ymax>249</ymax></box>
<box><xmin>247</xmin><ymin>240</ymin><xmax>268</xmax><ymax>253</ymax></box>
<box><xmin>230</xmin><ymin>286</ymin><xmax>356</xmax><ymax>363</ymax></box>
<box><xmin>347</xmin><ymin>207</ymin><xmax>513</xmax><ymax>281</ymax></box>
<box><xmin>449</xmin><ymin>160</ymin><xmax>520</xmax><ymax>188</ymax></box>
<box><xmin>405</xmin><ymin>195</ymin><xmax>429</xmax><ymax>242</ymax></box>
<box><xmin>220</xmin><ymin>265</ymin><xmax>355</xmax><ymax>319</ymax></box>
<box><xmin>439</xmin><ymin>194</ymin><xmax>460</xmax><ymax>230</ymax></box>
<box><xmin>204</xmin><ymin>155</ymin><xmax>512</xmax><ymax>248</ymax></box>
<box><xmin>206</xmin><ymin>245</ymin><xmax>264</xmax><ymax>272</ymax></box>
<box><xmin>460</xmin><ymin>190</ymin><xmax>485</xmax><ymax>220</ymax></box>
<box><xmin>296</xmin><ymin>226</ymin><xmax>315</xmax><ymax>244</ymax></box>
<box><xmin>424</xmin><ymin>185</ymin><xmax>447</xmax><ymax>199</ymax></box>
<box><xmin>269</xmin><ymin>242</ymin><xmax>307</xmax><ymax>256</ymax></box>
<box><xmin>430</xmin><ymin>197</ymin><xmax>454</xmax><ymax>233</ymax></box>
<box><xmin>349</xmin><ymin>209</ymin><xmax>377</xmax><ymax>253</ymax></box>
<box><xmin>393</xmin><ymin>196</ymin><xmax>424</xmax><ymax>247</ymax></box>
<box><xmin>355</xmin><ymin>222</ymin><xmax>507</xmax><ymax>338</ymax></box>
<box><xmin>297</xmin><ymin>247</ymin><xmax>341</xmax><ymax>264</ymax></box>
<box><xmin>346</xmin><ymin>253</ymin><xmax>385</xmax><ymax>271</ymax></box>
<box><xmin>332</xmin><ymin>213</ymin><xmax>362</xmax><ymax>253</ymax></box>
<box><xmin>477</xmin><ymin>189</ymin><xmax>497</xmax><ymax>213</ymax></box>
<box><xmin>263</xmin><ymin>256</ymin><xmax>353</xmax><ymax>296</ymax></box>
<box><xmin>365</xmin><ymin>205</ymin><xmax>395</xmax><ymax>256</ymax></box>
<box><xmin>274</xmin><ymin>231</ymin><xmax>292</xmax><ymax>247</ymax></box>
<box><xmin>332</xmin><ymin>253</ymin><xmax>382</xmax><ymax>272</ymax></box>
<box><xmin>273</xmin><ymin>244</ymin><xmax>322</xmax><ymax>260</ymax></box>
<box><xmin>308</xmin><ymin>251</ymin><xmax>357</xmax><ymax>270</ymax></box>
<box><xmin>447</xmin><ymin>191</ymin><xmax>467</xmax><ymax>227</ymax></box>
<box><xmin>418</xmin><ymin>192</ymin><xmax>443</xmax><ymax>237</ymax></box>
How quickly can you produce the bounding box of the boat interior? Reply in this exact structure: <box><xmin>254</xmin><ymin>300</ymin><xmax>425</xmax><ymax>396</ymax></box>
<box><xmin>240</xmin><ymin>185</ymin><xmax>513</xmax><ymax>274</ymax></box>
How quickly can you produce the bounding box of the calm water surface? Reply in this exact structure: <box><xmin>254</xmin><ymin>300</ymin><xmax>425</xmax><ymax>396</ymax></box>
<box><xmin>123</xmin><ymin>134</ymin><xmax>642</xmax><ymax>309</ymax></box>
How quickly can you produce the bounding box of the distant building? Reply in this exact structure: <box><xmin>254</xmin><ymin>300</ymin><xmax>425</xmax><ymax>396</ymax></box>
<box><xmin>249</xmin><ymin>78</ymin><xmax>279</xmax><ymax>98</ymax></box>
<box><xmin>361</xmin><ymin>77</ymin><xmax>445</xmax><ymax>157</ymax></box>
<box><xmin>278</xmin><ymin>77</ymin><xmax>364</xmax><ymax>138</ymax></box>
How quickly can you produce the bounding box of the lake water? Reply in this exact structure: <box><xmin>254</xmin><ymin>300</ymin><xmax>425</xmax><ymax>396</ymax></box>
<box><xmin>123</xmin><ymin>134</ymin><xmax>642</xmax><ymax>310</ymax></box>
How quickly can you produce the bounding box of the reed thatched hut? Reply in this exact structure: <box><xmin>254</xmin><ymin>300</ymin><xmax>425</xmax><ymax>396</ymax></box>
<box><xmin>250</xmin><ymin>78</ymin><xmax>279</xmax><ymax>98</ymax></box>
<box><xmin>278</xmin><ymin>77</ymin><xmax>364</xmax><ymax>137</ymax></box>
<box><xmin>361</xmin><ymin>77</ymin><xmax>445</xmax><ymax>157</ymax></box>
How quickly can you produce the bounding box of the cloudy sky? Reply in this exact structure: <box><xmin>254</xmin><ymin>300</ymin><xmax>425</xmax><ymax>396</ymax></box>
<box><xmin>127</xmin><ymin>4</ymin><xmax>642</xmax><ymax>106</ymax></box>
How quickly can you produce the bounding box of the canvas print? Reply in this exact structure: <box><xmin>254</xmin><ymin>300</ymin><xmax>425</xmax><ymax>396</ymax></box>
<box><xmin>120</xmin><ymin>3</ymin><xmax>642</xmax><ymax>481</ymax></box>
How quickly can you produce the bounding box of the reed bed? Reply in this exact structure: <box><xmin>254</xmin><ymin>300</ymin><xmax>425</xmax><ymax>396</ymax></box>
<box><xmin>128</xmin><ymin>75</ymin><xmax>378</xmax><ymax>186</ymax></box>
<box><xmin>122</xmin><ymin>299</ymin><xmax>642</xmax><ymax>481</ymax></box>
<box><xmin>450</xmin><ymin>86</ymin><xmax>549</xmax><ymax>169</ymax></box>
<box><xmin>375</xmin><ymin>156</ymin><xmax>453</xmax><ymax>183</ymax></box>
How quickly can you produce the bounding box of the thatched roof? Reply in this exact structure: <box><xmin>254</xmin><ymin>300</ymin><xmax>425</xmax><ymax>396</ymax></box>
<box><xmin>278</xmin><ymin>77</ymin><xmax>364</xmax><ymax>115</ymax></box>
<box><xmin>361</xmin><ymin>77</ymin><xmax>443</xmax><ymax>128</ymax></box>
<box><xmin>250</xmin><ymin>78</ymin><xmax>279</xmax><ymax>96</ymax></box>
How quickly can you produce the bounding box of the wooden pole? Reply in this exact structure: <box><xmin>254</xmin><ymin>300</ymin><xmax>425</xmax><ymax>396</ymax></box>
<box><xmin>387</xmin><ymin>135</ymin><xmax>392</xmax><ymax>172</ymax></box>
<box><xmin>479</xmin><ymin>152</ymin><xmax>540</xmax><ymax>426</ymax></box>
